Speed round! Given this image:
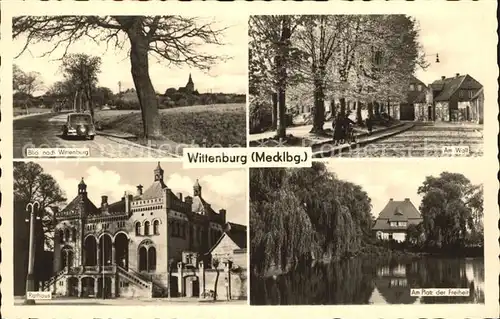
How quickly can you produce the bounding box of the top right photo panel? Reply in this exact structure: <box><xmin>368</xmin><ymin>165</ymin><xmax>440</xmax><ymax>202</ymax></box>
<box><xmin>248</xmin><ymin>12</ymin><xmax>494</xmax><ymax>158</ymax></box>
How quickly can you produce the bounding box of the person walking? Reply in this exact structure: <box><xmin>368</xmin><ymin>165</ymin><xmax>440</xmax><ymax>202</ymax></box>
<box><xmin>365</xmin><ymin>115</ymin><xmax>373</xmax><ymax>136</ymax></box>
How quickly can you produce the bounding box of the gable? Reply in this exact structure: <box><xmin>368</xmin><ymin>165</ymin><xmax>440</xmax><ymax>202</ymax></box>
<box><xmin>210</xmin><ymin>233</ymin><xmax>240</xmax><ymax>256</ymax></box>
<box><xmin>433</xmin><ymin>74</ymin><xmax>483</xmax><ymax>102</ymax></box>
<box><xmin>377</xmin><ymin>199</ymin><xmax>421</xmax><ymax>220</ymax></box>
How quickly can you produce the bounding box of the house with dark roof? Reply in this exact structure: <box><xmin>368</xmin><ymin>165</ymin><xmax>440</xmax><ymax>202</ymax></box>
<box><xmin>398</xmin><ymin>75</ymin><xmax>429</xmax><ymax>121</ymax></box>
<box><xmin>372</xmin><ymin>198</ymin><xmax>423</xmax><ymax>242</ymax></box>
<box><xmin>429</xmin><ymin>74</ymin><xmax>483</xmax><ymax>122</ymax></box>
<box><xmin>43</xmin><ymin>162</ymin><xmax>246</xmax><ymax>300</ymax></box>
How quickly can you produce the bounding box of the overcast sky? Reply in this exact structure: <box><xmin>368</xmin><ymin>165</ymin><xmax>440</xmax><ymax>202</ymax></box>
<box><xmin>36</xmin><ymin>161</ymin><xmax>248</xmax><ymax>226</ymax></box>
<box><xmin>13</xmin><ymin>16</ymin><xmax>247</xmax><ymax>95</ymax></box>
<box><xmin>326</xmin><ymin>159</ymin><xmax>484</xmax><ymax>218</ymax></box>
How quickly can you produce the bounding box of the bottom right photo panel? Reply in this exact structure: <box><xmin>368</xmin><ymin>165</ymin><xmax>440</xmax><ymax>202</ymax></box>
<box><xmin>249</xmin><ymin>160</ymin><xmax>484</xmax><ymax>305</ymax></box>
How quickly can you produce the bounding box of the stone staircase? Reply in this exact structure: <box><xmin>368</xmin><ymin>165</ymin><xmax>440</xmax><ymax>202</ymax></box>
<box><xmin>42</xmin><ymin>269</ymin><xmax>67</xmax><ymax>291</ymax></box>
<box><xmin>116</xmin><ymin>266</ymin><xmax>166</xmax><ymax>298</ymax></box>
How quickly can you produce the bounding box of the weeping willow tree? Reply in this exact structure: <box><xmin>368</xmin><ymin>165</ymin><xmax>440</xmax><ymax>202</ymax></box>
<box><xmin>250</xmin><ymin>162</ymin><xmax>373</xmax><ymax>275</ymax></box>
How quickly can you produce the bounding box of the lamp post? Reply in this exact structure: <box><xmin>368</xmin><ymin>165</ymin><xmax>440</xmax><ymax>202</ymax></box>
<box><xmin>423</xmin><ymin>53</ymin><xmax>440</xmax><ymax>64</ymax></box>
<box><xmin>24</xmin><ymin>201</ymin><xmax>41</xmax><ymax>305</ymax></box>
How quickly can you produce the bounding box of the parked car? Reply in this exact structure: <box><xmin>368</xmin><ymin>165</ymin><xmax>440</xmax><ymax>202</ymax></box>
<box><xmin>61</xmin><ymin>112</ymin><xmax>96</xmax><ymax>140</ymax></box>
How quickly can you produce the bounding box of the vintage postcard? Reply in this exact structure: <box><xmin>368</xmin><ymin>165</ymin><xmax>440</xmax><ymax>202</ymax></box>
<box><xmin>0</xmin><ymin>1</ymin><xmax>498</xmax><ymax>319</ymax></box>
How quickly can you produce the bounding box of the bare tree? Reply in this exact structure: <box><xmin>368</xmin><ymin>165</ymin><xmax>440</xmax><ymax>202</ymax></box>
<box><xmin>13</xmin><ymin>16</ymin><xmax>228</xmax><ymax>138</ymax></box>
<box><xmin>61</xmin><ymin>53</ymin><xmax>102</xmax><ymax>120</ymax></box>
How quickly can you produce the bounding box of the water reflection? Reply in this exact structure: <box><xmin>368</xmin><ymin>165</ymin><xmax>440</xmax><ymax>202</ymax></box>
<box><xmin>250</xmin><ymin>257</ymin><xmax>484</xmax><ymax>305</ymax></box>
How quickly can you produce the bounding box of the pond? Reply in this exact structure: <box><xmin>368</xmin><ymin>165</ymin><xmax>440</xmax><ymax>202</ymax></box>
<box><xmin>250</xmin><ymin>257</ymin><xmax>484</xmax><ymax>305</ymax></box>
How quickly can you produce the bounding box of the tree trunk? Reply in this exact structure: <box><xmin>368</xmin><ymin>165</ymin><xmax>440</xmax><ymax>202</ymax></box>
<box><xmin>123</xmin><ymin>18</ymin><xmax>162</xmax><ymax>138</ymax></box>
<box><xmin>367</xmin><ymin>102</ymin><xmax>374</xmax><ymax>119</ymax></box>
<box><xmin>356</xmin><ymin>101</ymin><xmax>363</xmax><ymax>124</ymax></box>
<box><xmin>271</xmin><ymin>92</ymin><xmax>278</xmax><ymax>129</ymax></box>
<box><xmin>374</xmin><ymin>102</ymin><xmax>380</xmax><ymax>118</ymax></box>
<box><xmin>330</xmin><ymin>99</ymin><xmax>336</xmax><ymax>118</ymax></box>
<box><xmin>213</xmin><ymin>269</ymin><xmax>220</xmax><ymax>301</ymax></box>
<box><xmin>339</xmin><ymin>97</ymin><xmax>347</xmax><ymax>116</ymax></box>
<box><xmin>73</xmin><ymin>90</ymin><xmax>78</xmax><ymax>112</ymax></box>
<box><xmin>86</xmin><ymin>85</ymin><xmax>95</xmax><ymax>121</ymax></box>
<box><xmin>310</xmin><ymin>65</ymin><xmax>325</xmax><ymax>134</ymax></box>
<box><xmin>275</xmin><ymin>18</ymin><xmax>291</xmax><ymax>139</ymax></box>
<box><xmin>387</xmin><ymin>100</ymin><xmax>391</xmax><ymax>117</ymax></box>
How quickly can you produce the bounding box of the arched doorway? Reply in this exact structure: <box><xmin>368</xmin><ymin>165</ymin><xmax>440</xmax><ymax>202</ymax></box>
<box><xmin>99</xmin><ymin>234</ymin><xmax>113</xmax><ymax>266</ymax></box>
<box><xmin>81</xmin><ymin>277</ymin><xmax>95</xmax><ymax>297</ymax></box>
<box><xmin>184</xmin><ymin>276</ymin><xmax>199</xmax><ymax>297</ymax></box>
<box><xmin>84</xmin><ymin>236</ymin><xmax>97</xmax><ymax>266</ymax></box>
<box><xmin>115</xmin><ymin>233</ymin><xmax>129</xmax><ymax>269</ymax></box>
<box><xmin>97</xmin><ymin>277</ymin><xmax>112</xmax><ymax>298</ymax></box>
<box><xmin>67</xmin><ymin>277</ymin><xmax>79</xmax><ymax>297</ymax></box>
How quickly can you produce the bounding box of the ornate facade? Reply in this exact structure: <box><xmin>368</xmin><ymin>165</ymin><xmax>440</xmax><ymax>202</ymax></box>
<box><xmin>43</xmin><ymin>163</ymin><xmax>247</xmax><ymax>299</ymax></box>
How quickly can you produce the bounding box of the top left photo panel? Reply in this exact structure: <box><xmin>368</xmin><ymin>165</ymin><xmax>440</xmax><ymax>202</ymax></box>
<box><xmin>12</xmin><ymin>15</ymin><xmax>247</xmax><ymax>159</ymax></box>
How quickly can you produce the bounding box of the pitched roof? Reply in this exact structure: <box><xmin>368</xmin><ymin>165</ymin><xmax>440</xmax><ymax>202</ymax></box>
<box><xmin>225</xmin><ymin>222</ymin><xmax>247</xmax><ymax>249</ymax></box>
<box><xmin>60</xmin><ymin>194</ymin><xmax>99</xmax><ymax>216</ymax></box>
<box><xmin>378</xmin><ymin>199</ymin><xmax>421</xmax><ymax>220</ymax></box>
<box><xmin>373</xmin><ymin>199</ymin><xmax>422</xmax><ymax>231</ymax></box>
<box><xmin>140</xmin><ymin>180</ymin><xmax>166</xmax><ymax>200</ymax></box>
<box><xmin>404</xmin><ymin>75</ymin><xmax>427</xmax><ymax>104</ymax></box>
<box><xmin>208</xmin><ymin>222</ymin><xmax>247</xmax><ymax>254</ymax></box>
<box><xmin>431</xmin><ymin>74</ymin><xmax>482</xmax><ymax>102</ymax></box>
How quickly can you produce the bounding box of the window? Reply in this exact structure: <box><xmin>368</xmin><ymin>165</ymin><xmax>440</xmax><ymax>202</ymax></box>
<box><xmin>398</xmin><ymin>221</ymin><xmax>407</xmax><ymax>227</ymax></box>
<box><xmin>153</xmin><ymin>220</ymin><xmax>160</xmax><ymax>235</ymax></box>
<box><xmin>417</xmin><ymin>85</ymin><xmax>422</xmax><ymax>92</ymax></box>
<box><xmin>409</xmin><ymin>84</ymin><xmax>415</xmax><ymax>91</ymax></box>
<box><xmin>71</xmin><ymin>229</ymin><xmax>76</xmax><ymax>242</ymax></box>
<box><xmin>390</xmin><ymin>222</ymin><xmax>398</xmax><ymax>227</ymax></box>
<box><xmin>144</xmin><ymin>221</ymin><xmax>150</xmax><ymax>236</ymax></box>
<box><xmin>64</xmin><ymin>229</ymin><xmax>70</xmax><ymax>242</ymax></box>
<box><xmin>135</xmin><ymin>222</ymin><xmax>141</xmax><ymax>236</ymax></box>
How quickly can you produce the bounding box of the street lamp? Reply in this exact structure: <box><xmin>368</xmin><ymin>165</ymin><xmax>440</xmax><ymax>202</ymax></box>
<box><xmin>424</xmin><ymin>53</ymin><xmax>440</xmax><ymax>63</ymax></box>
<box><xmin>24</xmin><ymin>201</ymin><xmax>41</xmax><ymax>305</ymax></box>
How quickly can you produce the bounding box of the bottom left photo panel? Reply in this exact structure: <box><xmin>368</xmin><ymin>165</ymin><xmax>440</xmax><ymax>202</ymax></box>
<box><xmin>13</xmin><ymin>160</ymin><xmax>248</xmax><ymax>305</ymax></box>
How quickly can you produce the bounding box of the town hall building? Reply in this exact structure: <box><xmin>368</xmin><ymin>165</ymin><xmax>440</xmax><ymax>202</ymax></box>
<box><xmin>372</xmin><ymin>198</ymin><xmax>423</xmax><ymax>242</ymax></box>
<box><xmin>42</xmin><ymin>163</ymin><xmax>247</xmax><ymax>300</ymax></box>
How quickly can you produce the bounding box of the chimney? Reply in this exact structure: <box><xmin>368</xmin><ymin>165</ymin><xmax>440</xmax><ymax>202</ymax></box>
<box><xmin>136</xmin><ymin>185</ymin><xmax>143</xmax><ymax>196</ymax></box>
<box><xmin>455</xmin><ymin>73</ymin><xmax>460</xmax><ymax>78</ymax></box>
<box><xmin>404</xmin><ymin>198</ymin><xmax>410</xmax><ymax>201</ymax></box>
<box><xmin>124</xmin><ymin>191</ymin><xmax>131</xmax><ymax>213</ymax></box>
<box><xmin>219</xmin><ymin>209</ymin><xmax>227</xmax><ymax>224</ymax></box>
<box><xmin>177</xmin><ymin>192</ymin><xmax>183</xmax><ymax>201</ymax></box>
<box><xmin>441</xmin><ymin>76</ymin><xmax>445</xmax><ymax>80</ymax></box>
<box><xmin>101</xmin><ymin>195</ymin><xmax>108</xmax><ymax>209</ymax></box>
<box><xmin>389</xmin><ymin>198</ymin><xmax>393</xmax><ymax>201</ymax></box>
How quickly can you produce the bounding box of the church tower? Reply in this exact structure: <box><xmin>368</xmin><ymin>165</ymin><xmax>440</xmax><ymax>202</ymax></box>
<box><xmin>78</xmin><ymin>178</ymin><xmax>87</xmax><ymax>196</ymax></box>
<box><xmin>193</xmin><ymin>179</ymin><xmax>202</xmax><ymax>197</ymax></box>
<box><xmin>154</xmin><ymin>162</ymin><xmax>164</xmax><ymax>182</ymax></box>
<box><xmin>185</xmin><ymin>73</ymin><xmax>194</xmax><ymax>92</ymax></box>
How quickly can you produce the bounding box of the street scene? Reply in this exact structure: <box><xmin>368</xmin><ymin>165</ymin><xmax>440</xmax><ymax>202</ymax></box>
<box><xmin>14</xmin><ymin>161</ymin><xmax>248</xmax><ymax>305</ymax></box>
<box><xmin>250</xmin><ymin>161</ymin><xmax>484</xmax><ymax>305</ymax></box>
<box><xmin>13</xmin><ymin>15</ymin><xmax>246</xmax><ymax>159</ymax></box>
<box><xmin>249</xmin><ymin>14</ymin><xmax>487</xmax><ymax>157</ymax></box>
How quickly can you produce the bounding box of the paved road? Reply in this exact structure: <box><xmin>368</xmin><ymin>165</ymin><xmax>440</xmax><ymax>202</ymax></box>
<box><xmin>14</xmin><ymin>113</ymin><xmax>180</xmax><ymax>158</ymax></box>
<box><xmin>329</xmin><ymin>123</ymin><xmax>483</xmax><ymax>158</ymax></box>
